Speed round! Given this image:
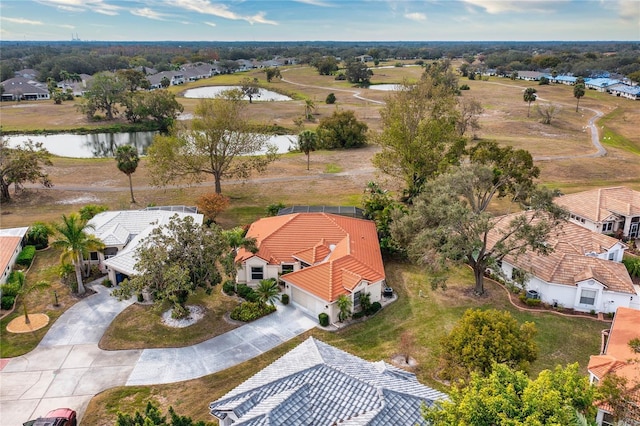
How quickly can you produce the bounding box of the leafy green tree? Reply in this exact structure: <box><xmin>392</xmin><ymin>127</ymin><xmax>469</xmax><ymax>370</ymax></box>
<box><xmin>439</xmin><ymin>308</ymin><xmax>538</xmax><ymax>381</ymax></box>
<box><xmin>255</xmin><ymin>279</ymin><xmax>279</xmax><ymax>307</ymax></box>
<box><xmin>79</xmin><ymin>204</ymin><xmax>108</xmax><ymax>221</ymax></box>
<box><xmin>423</xmin><ymin>363</ymin><xmax>596</xmax><ymax>425</ymax></box>
<box><xmin>325</xmin><ymin>93</ymin><xmax>336</xmax><ymax>104</ymax></box>
<box><xmin>115</xmin><ymin>145</ymin><xmax>140</xmax><ymax>204</ymax></box>
<box><xmin>51</xmin><ymin>213</ymin><xmax>104</xmax><ymax>295</ymax></box>
<box><xmin>148</xmin><ymin>90</ymin><xmax>277</xmax><ymax>194</ymax></box>
<box><xmin>113</xmin><ymin>216</ymin><xmax>227</xmax><ymax>319</ymax></box>
<box><xmin>372</xmin><ymin>75</ymin><xmax>465</xmax><ymax>201</ymax></box>
<box><xmin>79</xmin><ymin>72</ymin><xmax>127</xmax><ymax>120</ymax></box>
<box><xmin>116</xmin><ymin>69</ymin><xmax>147</xmax><ymax>92</ymax></box>
<box><xmin>317</xmin><ymin>110</ymin><xmax>368</xmax><ymax>149</ymax></box>
<box><xmin>160</xmin><ymin>76</ymin><xmax>170</xmax><ymax>88</ymax></box>
<box><xmin>123</xmin><ymin>90</ymin><xmax>183</xmax><ymax>131</ymax></box>
<box><xmin>221</xmin><ymin>226</ymin><xmax>257</xmax><ymax>279</ymax></box>
<box><xmin>362</xmin><ymin>181</ymin><xmax>404</xmax><ymax>253</ymax></box>
<box><xmin>523</xmin><ymin>87</ymin><xmax>537</xmax><ymax>117</ymax></box>
<box><xmin>0</xmin><ymin>138</ymin><xmax>52</xmax><ymax>202</ymax></box>
<box><xmin>240</xmin><ymin>77</ymin><xmax>260</xmax><ymax>103</ymax></box>
<box><xmin>574</xmin><ymin>83</ymin><xmax>586</xmax><ymax>112</ymax></box>
<box><xmin>264</xmin><ymin>67</ymin><xmax>281</xmax><ymax>82</ymax></box>
<box><xmin>391</xmin><ymin>163</ymin><xmax>565</xmax><ymax>294</ymax></box>
<box><xmin>629</xmin><ymin>70</ymin><xmax>640</xmax><ymax>84</ymax></box>
<box><xmin>297</xmin><ymin>130</ymin><xmax>318</xmax><ymax>170</ymax></box>
<box><xmin>265</xmin><ymin>202</ymin><xmax>286</xmax><ymax>217</ymax></box>
<box><xmin>336</xmin><ymin>294</ymin><xmax>352</xmax><ymax>322</ymax></box>
<box><xmin>312</xmin><ymin>56</ymin><xmax>339</xmax><ymax>76</ymax></box>
<box><xmin>345</xmin><ymin>60</ymin><xmax>373</xmax><ymax>86</ymax></box>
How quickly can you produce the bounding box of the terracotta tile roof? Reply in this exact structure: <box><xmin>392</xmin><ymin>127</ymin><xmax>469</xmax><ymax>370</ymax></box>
<box><xmin>555</xmin><ymin>187</ymin><xmax>640</xmax><ymax>222</ymax></box>
<box><xmin>487</xmin><ymin>212</ymin><xmax>635</xmax><ymax>294</ymax></box>
<box><xmin>588</xmin><ymin>307</ymin><xmax>640</xmax><ymax>386</ymax></box>
<box><xmin>238</xmin><ymin>213</ymin><xmax>385</xmax><ymax>302</ymax></box>
<box><xmin>0</xmin><ymin>236</ymin><xmax>22</xmax><ymax>277</ymax></box>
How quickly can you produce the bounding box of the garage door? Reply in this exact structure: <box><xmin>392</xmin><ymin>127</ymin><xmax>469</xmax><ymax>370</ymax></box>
<box><xmin>291</xmin><ymin>287</ymin><xmax>317</xmax><ymax>317</ymax></box>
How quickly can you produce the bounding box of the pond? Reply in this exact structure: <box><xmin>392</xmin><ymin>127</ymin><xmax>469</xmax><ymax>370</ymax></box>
<box><xmin>183</xmin><ymin>86</ymin><xmax>293</xmax><ymax>101</ymax></box>
<box><xmin>367</xmin><ymin>84</ymin><xmax>403</xmax><ymax>91</ymax></box>
<box><xmin>7</xmin><ymin>132</ymin><xmax>298</xmax><ymax>158</ymax></box>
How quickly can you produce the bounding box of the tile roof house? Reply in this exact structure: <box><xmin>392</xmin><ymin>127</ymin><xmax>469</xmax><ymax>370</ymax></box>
<box><xmin>555</xmin><ymin>187</ymin><xmax>640</xmax><ymax>239</ymax></box>
<box><xmin>588</xmin><ymin>307</ymin><xmax>640</xmax><ymax>426</ymax></box>
<box><xmin>86</xmin><ymin>208</ymin><xmax>203</xmax><ymax>285</ymax></box>
<box><xmin>488</xmin><ymin>212</ymin><xmax>639</xmax><ymax>314</ymax></box>
<box><xmin>0</xmin><ymin>227</ymin><xmax>29</xmax><ymax>285</ymax></box>
<box><xmin>236</xmin><ymin>213</ymin><xmax>385</xmax><ymax>323</ymax></box>
<box><xmin>209</xmin><ymin>337</ymin><xmax>448</xmax><ymax>426</ymax></box>
<box><xmin>1</xmin><ymin>77</ymin><xmax>50</xmax><ymax>101</ymax></box>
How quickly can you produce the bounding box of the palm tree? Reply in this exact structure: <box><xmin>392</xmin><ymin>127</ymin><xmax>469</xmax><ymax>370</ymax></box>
<box><xmin>255</xmin><ymin>279</ymin><xmax>279</xmax><ymax>307</ymax></box>
<box><xmin>52</xmin><ymin>213</ymin><xmax>104</xmax><ymax>295</ymax></box>
<box><xmin>115</xmin><ymin>145</ymin><xmax>140</xmax><ymax>203</ymax></box>
<box><xmin>18</xmin><ymin>279</ymin><xmax>50</xmax><ymax>325</ymax></box>
<box><xmin>304</xmin><ymin>99</ymin><xmax>316</xmax><ymax>120</ymax></box>
<box><xmin>523</xmin><ymin>88</ymin><xmax>537</xmax><ymax>117</ymax></box>
<box><xmin>336</xmin><ymin>294</ymin><xmax>352</xmax><ymax>322</ymax></box>
<box><xmin>297</xmin><ymin>130</ymin><xmax>318</xmax><ymax>170</ymax></box>
<box><xmin>574</xmin><ymin>83</ymin><xmax>586</xmax><ymax>112</ymax></box>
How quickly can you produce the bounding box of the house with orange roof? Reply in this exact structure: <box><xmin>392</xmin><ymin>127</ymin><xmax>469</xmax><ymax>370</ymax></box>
<box><xmin>588</xmin><ymin>307</ymin><xmax>640</xmax><ymax>425</ymax></box>
<box><xmin>555</xmin><ymin>187</ymin><xmax>640</xmax><ymax>239</ymax></box>
<box><xmin>0</xmin><ymin>227</ymin><xmax>29</xmax><ymax>285</ymax></box>
<box><xmin>488</xmin><ymin>212</ymin><xmax>639</xmax><ymax>314</ymax></box>
<box><xmin>236</xmin><ymin>213</ymin><xmax>385</xmax><ymax>323</ymax></box>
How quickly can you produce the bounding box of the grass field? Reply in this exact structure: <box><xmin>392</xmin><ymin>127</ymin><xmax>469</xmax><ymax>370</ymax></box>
<box><xmin>2</xmin><ymin>64</ymin><xmax>639</xmax><ymax>424</ymax></box>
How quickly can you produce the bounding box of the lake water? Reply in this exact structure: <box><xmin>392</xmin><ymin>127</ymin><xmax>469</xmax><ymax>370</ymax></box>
<box><xmin>367</xmin><ymin>84</ymin><xmax>402</xmax><ymax>91</ymax></box>
<box><xmin>183</xmin><ymin>86</ymin><xmax>292</xmax><ymax>101</ymax></box>
<box><xmin>7</xmin><ymin>132</ymin><xmax>298</xmax><ymax>158</ymax></box>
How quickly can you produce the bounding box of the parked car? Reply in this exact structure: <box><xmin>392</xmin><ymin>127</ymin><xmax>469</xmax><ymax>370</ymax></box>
<box><xmin>23</xmin><ymin>408</ymin><xmax>77</xmax><ymax>426</ymax></box>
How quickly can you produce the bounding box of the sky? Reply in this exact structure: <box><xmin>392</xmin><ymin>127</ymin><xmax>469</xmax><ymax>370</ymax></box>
<box><xmin>0</xmin><ymin>0</ymin><xmax>638</xmax><ymax>42</ymax></box>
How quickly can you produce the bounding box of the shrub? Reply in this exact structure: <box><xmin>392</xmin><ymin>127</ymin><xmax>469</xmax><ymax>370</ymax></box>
<box><xmin>281</xmin><ymin>293</ymin><xmax>289</xmax><ymax>305</ymax></box>
<box><xmin>26</xmin><ymin>222</ymin><xmax>51</xmax><ymax>249</ymax></box>
<box><xmin>137</xmin><ymin>293</ymin><xmax>144</xmax><ymax>303</ymax></box>
<box><xmin>590</xmin><ymin>309</ymin><xmax>596</xmax><ymax>315</ymax></box>
<box><xmin>237</xmin><ymin>284</ymin><xmax>259</xmax><ymax>302</ymax></box>
<box><xmin>102</xmin><ymin>278</ymin><xmax>113</xmax><ymax>287</ymax></box>
<box><xmin>1</xmin><ymin>296</ymin><xmax>15</xmax><ymax>310</ymax></box>
<box><xmin>230</xmin><ymin>301</ymin><xmax>276</xmax><ymax>322</ymax></box>
<box><xmin>352</xmin><ymin>310</ymin><xmax>366</xmax><ymax>319</ymax></box>
<box><xmin>16</xmin><ymin>246</ymin><xmax>36</xmax><ymax>267</ymax></box>
<box><xmin>460</xmin><ymin>84</ymin><xmax>470</xmax><ymax>90</ymax></box>
<box><xmin>326</xmin><ymin>93</ymin><xmax>336</xmax><ymax>104</ymax></box>
<box><xmin>223</xmin><ymin>280</ymin><xmax>236</xmax><ymax>295</ymax></box>
<box><xmin>367</xmin><ymin>301</ymin><xmax>382</xmax><ymax>315</ymax></box>
<box><xmin>525</xmin><ymin>298</ymin><xmax>541</xmax><ymax>307</ymax></box>
<box><xmin>318</xmin><ymin>312</ymin><xmax>329</xmax><ymax>326</ymax></box>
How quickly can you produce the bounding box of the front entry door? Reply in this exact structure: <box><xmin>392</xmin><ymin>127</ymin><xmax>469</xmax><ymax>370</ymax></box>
<box><xmin>630</xmin><ymin>223</ymin><xmax>639</xmax><ymax>238</ymax></box>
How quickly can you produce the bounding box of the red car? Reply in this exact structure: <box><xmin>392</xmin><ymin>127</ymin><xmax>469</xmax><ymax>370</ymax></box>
<box><xmin>23</xmin><ymin>408</ymin><xmax>77</xmax><ymax>426</ymax></box>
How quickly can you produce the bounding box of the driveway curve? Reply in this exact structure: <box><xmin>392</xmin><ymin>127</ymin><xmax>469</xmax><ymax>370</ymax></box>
<box><xmin>0</xmin><ymin>280</ymin><xmax>316</xmax><ymax>426</ymax></box>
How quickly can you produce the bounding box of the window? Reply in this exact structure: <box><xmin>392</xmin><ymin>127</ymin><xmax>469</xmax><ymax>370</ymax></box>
<box><xmin>104</xmin><ymin>247</ymin><xmax>118</xmax><ymax>259</ymax></box>
<box><xmin>608</xmin><ymin>251</ymin><xmax>616</xmax><ymax>261</ymax></box>
<box><xmin>580</xmin><ymin>289</ymin><xmax>597</xmax><ymax>305</ymax></box>
<box><xmin>281</xmin><ymin>264</ymin><xmax>294</xmax><ymax>274</ymax></box>
<box><xmin>602</xmin><ymin>412</ymin><xmax>615</xmax><ymax>426</ymax></box>
<box><xmin>90</xmin><ymin>252</ymin><xmax>99</xmax><ymax>261</ymax></box>
<box><xmin>353</xmin><ymin>291</ymin><xmax>362</xmax><ymax>308</ymax></box>
<box><xmin>251</xmin><ymin>266</ymin><xmax>263</xmax><ymax>280</ymax></box>
<box><xmin>602</xmin><ymin>222</ymin><xmax>613</xmax><ymax>232</ymax></box>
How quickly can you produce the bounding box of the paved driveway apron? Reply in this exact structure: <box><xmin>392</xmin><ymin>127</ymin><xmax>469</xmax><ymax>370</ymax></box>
<box><xmin>0</xmin><ymin>282</ymin><xmax>316</xmax><ymax>426</ymax></box>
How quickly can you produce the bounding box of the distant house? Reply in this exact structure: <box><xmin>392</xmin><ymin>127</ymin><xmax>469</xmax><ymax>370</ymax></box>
<box><xmin>552</xmin><ymin>75</ymin><xmax>579</xmax><ymax>85</ymax></box>
<box><xmin>0</xmin><ymin>227</ymin><xmax>29</xmax><ymax>285</ymax></box>
<box><xmin>356</xmin><ymin>55</ymin><xmax>374</xmax><ymax>62</ymax></box>
<box><xmin>555</xmin><ymin>187</ymin><xmax>640</xmax><ymax>239</ymax></box>
<box><xmin>517</xmin><ymin>71</ymin><xmax>549</xmax><ymax>81</ymax></box>
<box><xmin>588</xmin><ymin>307</ymin><xmax>640</xmax><ymax>426</ymax></box>
<box><xmin>181</xmin><ymin>63</ymin><xmax>217</xmax><ymax>82</ymax></box>
<box><xmin>13</xmin><ymin>69</ymin><xmax>39</xmax><ymax>79</ymax></box>
<box><xmin>1</xmin><ymin>77</ymin><xmax>50</xmax><ymax>101</ymax></box>
<box><xmin>608</xmin><ymin>83</ymin><xmax>640</xmax><ymax>100</ymax></box>
<box><xmin>86</xmin><ymin>208</ymin><xmax>203</xmax><ymax>284</ymax></box>
<box><xmin>236</xmin><ymin>213</ymin><xmax>385</xmax><ymax>323</ymax></box>
<box><xmin>146</xmin><ymin>71</ymin><xmax>185</xmax><ymax>89</ymax></box>
<box><xmin>488</xmin><ymin>212</ymin><xmax>639</xmax><ymax>314</ymax></box>
<box><xmin>209</xmin><ymin>337</ymin><xmax>448</xmax><ymax>426</ymax></box>
<box><xmin>585</xmin><ymin>78</ymin><xmax>620</xmax><ymax>92</ymax></box>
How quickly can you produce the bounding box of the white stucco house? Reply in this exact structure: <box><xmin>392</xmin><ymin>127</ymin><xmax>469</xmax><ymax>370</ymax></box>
<box><xmin>85</xmin><ymin>208</ymin><xmax>203</xmax><ymax>285</ymax></box>
<box><xmin>0</xmin><ymin>227</ymin><xmax>29</xmax><ymax>285</ymax></box>
<box><xmin>488</xmin><ymin>212</ymin><xmax>639</xmax><ymax>314</ymax></box>
<box><xmin>236</xmin><ymin>213</ymin><xmax>386</xmax><ymax>323</ymax></box>
<box><xmin>555</xmin><ymin>187</ymin><xmax>640</xmax><ymax>239</ymax></box>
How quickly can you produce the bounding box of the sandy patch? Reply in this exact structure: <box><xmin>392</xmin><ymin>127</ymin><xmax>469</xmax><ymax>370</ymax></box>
<box><xmin>56</xmin><ymin>195</ymin><xmax>99</xmax><ymax>205</ymax></box>
<box><xmin>161</xmin><ymin>305</ymin><xmax>204</xmax><ymax>328</ymax></box>
<box><xmin>6</xmin><ymin>313</ymin><xmax>50</xmax><ymax>333</ymax></box>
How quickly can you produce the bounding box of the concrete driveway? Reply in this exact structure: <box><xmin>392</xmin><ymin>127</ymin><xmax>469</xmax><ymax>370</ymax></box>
<box><xmin>0</xmin><ymin>281</ymin><xmax>316</xmax><ymax>426</ymax></box>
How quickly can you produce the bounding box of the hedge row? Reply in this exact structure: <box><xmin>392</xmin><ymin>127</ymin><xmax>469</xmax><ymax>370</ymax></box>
<box><xmin>230</xmin><ymin>302</ymin><xmax>276</xmax><ymax>322</ymax></box>
<box><xmin>16</xmin><ymin>246</ymin><xmax>36</xmax><ymax>267</ymax></box>
<box><xmin>0</xmin><ymin>271</ymin><xmax>25</xmax><ymax>310</ymax></box>
<box><xmin>223</xmin><ymin>281</ymin><xmax>260</xmax><ymax>303</ymax></box>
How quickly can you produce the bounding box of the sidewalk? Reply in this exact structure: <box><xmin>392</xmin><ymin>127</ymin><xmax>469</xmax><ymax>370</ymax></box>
<box><xmin>0</xmin><ymin>281</ymin><xmax>316</xmax><ymax>426</ymax></box>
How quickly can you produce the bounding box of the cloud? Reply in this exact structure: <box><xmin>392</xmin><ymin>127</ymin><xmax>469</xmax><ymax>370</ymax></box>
<box><xmin>612</xmin><ymin>0</ymin><xmax>640</xmax><ymax>22</ymax></box>
<box><xmin>1</xmin><ymin>17</ymin><xmax>44</xmax><ymax>25</ymax></box>
<box><xmin>58</xmin><ymin>24</ymin><xmax>75</xmax><ymax>29</ymax></box>
<box><xmin>37</xmin><ymin>0</ymin><xmax>121</xmax><ymax>15</ymax></box>
<box><xmin>462</xmin><ymin>0</ymin><xmax>553</xmax><ymax>14</ymax></box>
<box><xmin>204</xmin><ymin>21</ymin><xmax>216</xmax><ymax>27</ymax></box>
<box><xmin>293</xmin><ymin>0</ymin><xmax>333</xmax><ymax>6</ymax></box>
<box><xmin>169</xmin><ymin>0</ymin><xmax>278</xmax><ymax>25</ymax></box>
<box><xmin>405</xmin><ymin>12</ymin><xmax>426</xmax><ymax>22</ymax></box>
<box><xmin>131</xmin><ymin>7</ymin><xmax>166</xmax><ymax>20</ymax></box>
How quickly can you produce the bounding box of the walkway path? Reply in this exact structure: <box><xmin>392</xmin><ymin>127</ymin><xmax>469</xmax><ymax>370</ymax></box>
<box><xmin>0</xmin><ymin>280</ymin><xmax>316</xmax><ymax>426</ymax></box>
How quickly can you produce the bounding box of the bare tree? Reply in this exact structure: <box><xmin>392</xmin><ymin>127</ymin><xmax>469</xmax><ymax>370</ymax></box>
<box><xmin>536</xmin><ymin>103</ymin><xmax>560</xmax><ymax>125</ymax></box>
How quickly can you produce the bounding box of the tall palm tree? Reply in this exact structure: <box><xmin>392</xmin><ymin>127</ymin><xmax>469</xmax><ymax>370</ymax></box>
<box><xmin>52</xmin><ymin>213</ymin><xmax>104</xmax><ymax>295</ymax></box>
<box><xmin>574</xmin><ymin>83</ymin><xmax>586</xmax><ymax>112</ymax></box>
<box><xmin>255</xmin><ymin>279</ymin><xmax>279</xmax><ymax>307</ymax></box>
<box><xmin>523</xmin><ymin>87</ymin><xmax>537</xmax><ymax>117</ymax></box>
<box><xmin>115</xmin><ymin>145</ymin><xmax>140</xmax><ymax>203</ymax></box>
<box><xmin>18</xmin><ymin>279</ymin><xmax>50</xmax><ymax>325</ymax></box>
<box><xmin>297</xmin><ymin>130</ymin><xmax>318</xmax><ymax>170</ymax></box>
<box><xmin>304</xmin><ymin>99</ymin><xmax>316</xmax><ymax>120</ymax></box>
